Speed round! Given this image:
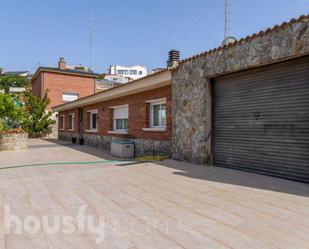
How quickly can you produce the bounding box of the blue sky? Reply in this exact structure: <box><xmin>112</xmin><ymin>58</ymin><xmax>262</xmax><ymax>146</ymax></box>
<box><xmin>1</xmin><ymin>0</ymin><xmax>308</xmax><ymax>73</ymax></box>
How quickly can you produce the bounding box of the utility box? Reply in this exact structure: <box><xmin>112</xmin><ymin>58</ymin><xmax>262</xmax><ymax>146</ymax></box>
<box><xmin>111</xmin><ymin>141</ymin><xmax>134</xmax><ymax>158</ymax></box>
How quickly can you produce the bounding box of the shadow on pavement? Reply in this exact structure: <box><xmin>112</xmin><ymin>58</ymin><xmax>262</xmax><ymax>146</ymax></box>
<box><xmin>155</xmin><ymin>159</ymin><xmax>309</xmax><ymax>197</ymax></box>
<box><xmin>44</xmin><ymin>138</ymin><xmax>309</xmax><ymax>197</ymax></box>
<box><xmin>43</xmin><ymin>138</ymin><xmax>118</xmax><ymax>160</ymax></box>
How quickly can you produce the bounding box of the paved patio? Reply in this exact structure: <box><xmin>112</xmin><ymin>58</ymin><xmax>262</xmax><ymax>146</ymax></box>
<box><xmin>1</xmin><ymin>139</ymin><xmax>309</xmax><ymax>249</ymax></box>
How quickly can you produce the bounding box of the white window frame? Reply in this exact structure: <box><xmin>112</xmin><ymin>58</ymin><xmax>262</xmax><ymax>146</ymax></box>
<box><xmin>86</xmin><ymin>110</ymin><xmax>98</xmax><ymax>132</ymax></box>
<box><xmin>114</xmin><ymin>119</ymin><xmax>128</xmax><ymax>131</ymax></box>
<box><xmin>109</xmin><ymin>104</ymin><xmax>129</xmax><ymax>134</ymax></box>
<box><xmin>149</xmin><ymin>99</ymin><xmax>166</xmax><ymax>128</ymax></box>
<box><xmin>68</xmin><ymin>113</ymin><xmax>75</xmax><ymax>131</ymax></box>
<box><xmin>59</xmin><ymin>115</ymin><xmax>65</xmax><ymax>130</ymax></box>
<box><xmin>62</xmin><ymin>92</ymin><xmax>79</xmax><ymax>102</ymax></box>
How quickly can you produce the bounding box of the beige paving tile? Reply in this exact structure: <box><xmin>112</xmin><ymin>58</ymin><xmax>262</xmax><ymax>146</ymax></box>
<box><xmin>56</xmin><ymin>176</ymin><xmax>182</xmax><ymax>249</ymax></box>
<box><xmin>5</xmin><ymin>233</ymin><xmax>50</xmax><ymax>249</ymax></box>
<box><xmin>90</xmin><ymin>171</ymin><xmax>278</xmax><ymax>249</ymax></box>
<box><xmin>72</xmin><ymin>177</ymin><xmax>228</xmax><ymax>249</ymax></box>
<box><xmin>117</xmin><ymin>164</ymin><xmax>309</xmax><ymax>242</ymax></box>
<box><xmin>0</xmin><ymin>191</ymin><xmax>5</xmax><ymax>249</ymax></box>
<box><xmin>1</xmin><ymin>139</ymin><xmax>309</xmax><ymax>249</ymax></box>
<box><xmin>125</xmin><ymin>163</ymin><xmax>309</xmax><ymax>227</ymax></box>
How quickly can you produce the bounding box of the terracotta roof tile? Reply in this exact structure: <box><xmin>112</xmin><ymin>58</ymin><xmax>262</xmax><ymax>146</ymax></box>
<box><xmin>174</xmin><ymin>14</ymin><xmax>309</xmax><ymax>68</ymax></box>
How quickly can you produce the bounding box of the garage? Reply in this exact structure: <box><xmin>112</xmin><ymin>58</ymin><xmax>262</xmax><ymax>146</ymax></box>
<box><xmin>212</xmin><ymin>56</ymin><xmax>309</xmax><ymax>183</ymax></box>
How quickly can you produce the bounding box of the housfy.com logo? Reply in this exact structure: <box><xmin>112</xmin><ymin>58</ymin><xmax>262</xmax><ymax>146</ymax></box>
<box><xmin>4</xmin><ymin>205</ymin><xmax>105</xmax><ymax>244</ymax></box>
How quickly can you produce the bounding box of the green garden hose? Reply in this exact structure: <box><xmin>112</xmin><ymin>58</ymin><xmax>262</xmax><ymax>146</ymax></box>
<box><xmin>0</xmin><ymin>156</ymin><xmax>163</xmax><ymax>171</ymax></box>
<box><xmin>0</xmin><ymin>160</ymin><xmax>124</xmax><ymax>170</ymax></box>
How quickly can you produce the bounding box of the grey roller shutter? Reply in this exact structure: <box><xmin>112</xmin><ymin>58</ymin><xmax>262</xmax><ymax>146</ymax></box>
<box><xmin>212</xmin><ymin>56</ymin><xmax>309</xmax><ymax>183</ymax></box>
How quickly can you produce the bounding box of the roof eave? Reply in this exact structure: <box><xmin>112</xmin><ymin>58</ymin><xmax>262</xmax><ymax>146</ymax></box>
<box><xmin>31</xmin><ymin>68</ymin><xmax>99</xmax><ymax>83</ymax></box>
<box><xmin>53</xmin><ymin>70</ymin><xmax>171</xmax><ymax>112</ymax></box>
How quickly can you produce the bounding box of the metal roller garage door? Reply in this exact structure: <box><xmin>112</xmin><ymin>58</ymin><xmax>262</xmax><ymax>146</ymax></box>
<box><xmin>212</xmin><ymin>56</ymin><xmax>309</xmax><ymax>183</ymax></box>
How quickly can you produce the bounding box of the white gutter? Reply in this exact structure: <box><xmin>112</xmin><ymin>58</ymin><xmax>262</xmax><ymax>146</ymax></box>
<box><xmin>53</xmin><ymin>70</ymin><xmax>171</xmax><ymax>112</ymax></box>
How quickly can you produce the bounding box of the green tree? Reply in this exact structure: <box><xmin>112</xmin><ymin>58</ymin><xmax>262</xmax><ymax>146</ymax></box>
<box><xmin>0</xmin><ymin>75</ymin><xmax>29</xmax><ymax>93</ymax></box>
<box><xmin>0</xmin><ymin>93</ymin><xmax>23</xmax><ymax>131</ymax></box>
<box><xmin>22</xmin><ymin>84</ymin><xmax>55</xmax><ymax>136</ymax></box>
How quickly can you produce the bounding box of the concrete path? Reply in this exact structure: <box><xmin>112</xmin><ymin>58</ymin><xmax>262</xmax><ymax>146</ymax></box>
<box><xmin>1</xmin><ymin>139</ymin><xmax>309</xmax><ymax>249</ymax></box>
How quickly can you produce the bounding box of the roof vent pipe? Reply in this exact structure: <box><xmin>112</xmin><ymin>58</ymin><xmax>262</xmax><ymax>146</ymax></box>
<box><xmin>167</xmin><ymin>50</ymin><xmax>180</xmax><ymax>68</ymax></box>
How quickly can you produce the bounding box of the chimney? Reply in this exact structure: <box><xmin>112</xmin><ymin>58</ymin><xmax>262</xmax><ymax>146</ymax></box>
<box><xmin>58</xmin><ymin>57</ymin><xmax>66</xmax><ymax>69</ymax></box>
<box><xmin>167</xmin><ymin>50</ymin><xmax>180</xmax><ymax>68</ymax></box>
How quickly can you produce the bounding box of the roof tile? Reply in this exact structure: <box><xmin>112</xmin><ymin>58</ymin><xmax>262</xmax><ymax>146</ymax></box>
<box><xmin>174</xmin><ymin>14</ymin><xmax>309</xmax><ymax>67</ymax></box>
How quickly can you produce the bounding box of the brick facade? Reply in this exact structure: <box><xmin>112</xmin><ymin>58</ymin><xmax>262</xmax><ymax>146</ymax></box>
<box><xmin>60</xmin><ymin>108</ymin><xmax>80</xmax><ymax>134</ymax></box>
<box><xmin>31</xmin><ymin>71</ymin><xmax>96</xmax><ymax>110</ymax></box>
<box><xmin>59</xmin><ymin>85</ymin><xmax>172</xmax><ymax>141</ymax></box>
<box><xmin>31</xmin><ymin>72</ymin><xmax>43</xmax><ymax>98</ymax></box>
<box><xmin>58</xmin><ymin>85</ymin><xmax>172</xmax><ymax>156</ymax></box>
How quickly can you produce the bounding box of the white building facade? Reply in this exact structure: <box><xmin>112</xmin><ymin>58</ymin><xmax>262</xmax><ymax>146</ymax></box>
<box><xmin>108</xmin><ymin>65</ymin><xmax>148</xmax><ymax>81</ymax></box>
<box><xmin>104</xmin><ymin>74</ymin><xmax>129</xmax><ymax>84</ymax></box>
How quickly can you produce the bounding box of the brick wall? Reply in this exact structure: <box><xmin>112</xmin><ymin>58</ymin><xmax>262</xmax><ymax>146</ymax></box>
<box><xmin>31</xmin><ymin>71</ymin><xmax>96</xmax><ymax>110</ymax></box>
<box><xmin>59</xmin><ymin>85</ymin><xmax>172</xmax><ymax>141</ymax></box>
<box><xmin>59</xmin><ymin>108</ymin><xmax>80</xmax><ymax>134</ymax></box>
<box><xmin>31</xmin><ymin>72</ymin><xmax>43</xmax><ymax>98</ymax></box>
<box><xmin>44</xmin><ymin>72</ymin><xmax>95</xmax><ymax>109</ymax></box>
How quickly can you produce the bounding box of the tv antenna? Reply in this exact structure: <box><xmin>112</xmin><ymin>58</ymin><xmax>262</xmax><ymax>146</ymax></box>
<box><xmin>224</xmin><ymin>0</ymin><xmax>230</xmax><ymax>39</ymax></box>
<box><xmin>88</xmin><ymin>16</ymin><xmax>93</xmax><ymax>69</ymax></box>
<box><xmin>222</xmin><ymin>0</ymin><xmax>236</xmax><ymax>46</ymax></box>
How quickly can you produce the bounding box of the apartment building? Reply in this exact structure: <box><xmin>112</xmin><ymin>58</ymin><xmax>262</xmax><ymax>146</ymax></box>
<box><xmin>107</xmin><ymin>65</ymin><xmax>148</xmax><ymax>81</ymax></box>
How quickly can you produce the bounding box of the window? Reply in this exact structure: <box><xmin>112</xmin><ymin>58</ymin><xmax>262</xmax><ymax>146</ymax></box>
<box><xmin>62</xmin><ymin>93</ymin><xmax>79</xmax><ymax>102</ymax></box>
<box><xmin>87</xmin><ymin>110</ymin><xmax>98</xmax><ymax>131</ymax></box>
<box><xmin>113</xmin><ymin>105</ymin><xmax>128</xmax><ymax>131</ymax></box>
<box><xmin>59</xmin><ymin>115</ymin><xmax>65</xmax><ymax>130</ymax></box>
<box><xmin>150</xmin><ymin>101</ymin><xmax>166</xmax><ymax>128</ymax></box>
<box><xmin>68</xmin><ymin>113</ymin><xmax>75</xmax><ymax>130</ymax></box>
<box><xmin>117</xmin><ymin>70</ymin><xmax>129</xmax><ymax>75</ymax></box>
<box><xmin>138</xmin><ymin>71</ymin><xmax>143</xmax><ymax>75</ymax></box>
<box><xmin>115</xmin><ymin>119</ymin><xmax>128</xmax><ymax>130</ymax></box>
<box><xmin>130</xmin><ymin>70</ymin><xmax>137</xmax><ymax>75</ymax></box>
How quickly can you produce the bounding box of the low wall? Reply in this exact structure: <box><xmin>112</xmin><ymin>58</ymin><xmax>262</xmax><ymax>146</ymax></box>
<box><xmin>0</xmin><ymin>132</ymin><xmax>28</xmax><ymax>151</ymax></box>
<box><xmin>58</xmin><ymin>131</ymin><xmax>171</xmax><ymax>157</ymax></box>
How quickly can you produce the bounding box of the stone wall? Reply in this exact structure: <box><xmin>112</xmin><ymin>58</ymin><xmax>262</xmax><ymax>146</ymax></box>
<box><xmin>59</xmin><ymin>131</ymin><xmax>171</xmax><ymax>157</ymax></box>
<box><xmin>0</xmin><ymin>132</ymin><xmax>28</xmax><ymax>151</ymax></box>
<box><xmin>43</xmin><ymin>121</ymin><xmax>58</xmax><ymax>139</ymax></box>
<box><xmin>172</xmin><ymin>16</ymin><xmax>309</xmax><ymax>164</ymax></box>
<box><xmin>58</xmin><ymin>131</ymin><xmax>78</xmax><ymax>143</ymax></box>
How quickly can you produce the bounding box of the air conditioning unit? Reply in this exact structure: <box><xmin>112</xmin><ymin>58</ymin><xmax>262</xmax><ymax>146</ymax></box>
<box><xmin>111</xmin><ymin>141</ymin><xmax>134</xmax><ymax>158</ymax></box>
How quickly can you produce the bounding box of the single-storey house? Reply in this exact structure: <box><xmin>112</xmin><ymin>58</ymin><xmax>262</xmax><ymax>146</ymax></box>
<box><xmin>53</xmin><ymin>68</ymin><xmax>173</xmax><ymax>156</ymax></box>
<box><xmin>54</xmin><ymin>14</ymin><xmax>309</xmax><ymax>183</ymax></box>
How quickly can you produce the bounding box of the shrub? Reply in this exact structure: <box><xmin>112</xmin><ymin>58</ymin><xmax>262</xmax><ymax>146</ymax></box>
<box><xmin>22</xmin><ymin>84</ymin><xmax>55</xmax><ymax>136</ymax></box>
<box><xmin>0</xmin><ymin>75</ymin><xmax>29</xmax><ymax>93</ymax></box>
<box><xmin>0</xmin><ymin>93</ymin><xmax>23</xmax><ymax>131</ymax></box>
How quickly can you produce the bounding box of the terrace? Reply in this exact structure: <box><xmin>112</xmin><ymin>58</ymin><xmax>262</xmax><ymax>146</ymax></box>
<box><xmin>1</xmin><ymin>139</ymin><xmax>309</xmax><ymax>249</ymax></box>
